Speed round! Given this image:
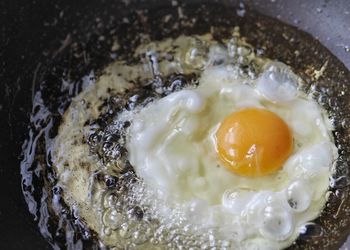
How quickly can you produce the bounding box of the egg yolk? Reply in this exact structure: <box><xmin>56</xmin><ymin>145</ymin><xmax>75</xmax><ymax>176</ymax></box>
<box><xmin>216</xmin><ymin>108</ymin><xmax>293</xmax><ymax>177</ymax></box>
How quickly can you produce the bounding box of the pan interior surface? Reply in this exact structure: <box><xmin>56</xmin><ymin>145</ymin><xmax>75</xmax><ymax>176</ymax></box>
<box><xmin>19</xmin><ymin>1</ymin><xmax>350</xmax><ymax>249</ymax></box>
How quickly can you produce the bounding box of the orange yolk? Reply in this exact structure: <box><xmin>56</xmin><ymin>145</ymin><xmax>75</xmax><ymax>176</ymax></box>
<box><xmin>216</xmin><ymin>108</ymin><xmax>293</xmax><ymax>177</ymax></box>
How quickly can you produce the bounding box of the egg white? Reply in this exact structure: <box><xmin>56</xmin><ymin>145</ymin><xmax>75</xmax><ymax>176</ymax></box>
<box><xmin>52</xmin><ymin>33</ymin><xmax>338</xmax><ymax>249</ymax></box>
<box><xmin>126</xmin><ymin>62</ymin><xmax>338</xmax><ymax>249</ymax></box>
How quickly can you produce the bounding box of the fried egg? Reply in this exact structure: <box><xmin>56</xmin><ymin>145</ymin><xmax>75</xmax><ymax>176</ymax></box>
<box><xmin>52</xmin><ymin>33</ymin><xmax>338</xmax><ymax>250</ymax></box>
<box><xmin>126</xmin><ymin>62</ymin><xmax>337</xmax><ymax>248</ymax></box>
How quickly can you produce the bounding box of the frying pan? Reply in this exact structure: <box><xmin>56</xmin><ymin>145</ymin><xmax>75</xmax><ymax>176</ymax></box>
<box><xmin>1</xmin><ymin>0</ymin><xmax>349</xmax><ymax>249</ymax></box>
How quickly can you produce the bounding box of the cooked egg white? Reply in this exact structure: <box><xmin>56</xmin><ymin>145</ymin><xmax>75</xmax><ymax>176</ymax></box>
<box><xmin>126</xmin><ymin>62</ymin><xmax>337</xmax><ymax>249</ymax></box>
<box><xmin>52</xmin><ymin>33</ymin><xmax>338</xmax><ymax>250</ymax></box>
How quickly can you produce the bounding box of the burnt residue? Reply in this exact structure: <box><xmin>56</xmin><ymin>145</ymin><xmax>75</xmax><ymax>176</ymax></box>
<box><xmin>19</xmin><ymin>1</ymin><xmax>350</xmax><ymax>250</ymax></box>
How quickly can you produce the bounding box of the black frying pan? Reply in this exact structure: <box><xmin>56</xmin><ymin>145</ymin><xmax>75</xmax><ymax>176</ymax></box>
<box><xmin>1</xmin><ymin>0</ymin><xmax>350</xmax><ymax>249</ymax></box>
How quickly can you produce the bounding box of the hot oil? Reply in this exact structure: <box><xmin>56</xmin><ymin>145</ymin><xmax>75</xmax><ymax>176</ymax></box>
<box><xmin>20</xmin><ymin>1</ymin><xmax>350</xmax><ymax>249</ymax></box>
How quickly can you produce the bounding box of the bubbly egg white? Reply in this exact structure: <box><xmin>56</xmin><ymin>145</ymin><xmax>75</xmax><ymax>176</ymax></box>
<box><xmin>126</xmin><ymin>62</ymin><xmax>338</xmax><ymax>249</ymax></box>
<box><xmin>52</xmin><ymin>33</ymin><xmax>339</xmax><ymax>249</ymax></box>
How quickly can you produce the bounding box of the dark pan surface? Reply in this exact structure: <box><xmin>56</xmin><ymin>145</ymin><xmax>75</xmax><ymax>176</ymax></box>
<box><xmin>1</xmin><ymin>0</ymin><xmax>350</xmax><ymax>249</ymax></box>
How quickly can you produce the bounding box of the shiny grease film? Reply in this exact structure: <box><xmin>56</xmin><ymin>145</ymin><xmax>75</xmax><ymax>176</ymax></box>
<box><xmin>21</xmin><ymin>1</ymin><xmax>350</xmax><ymax>250</ymax></box>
